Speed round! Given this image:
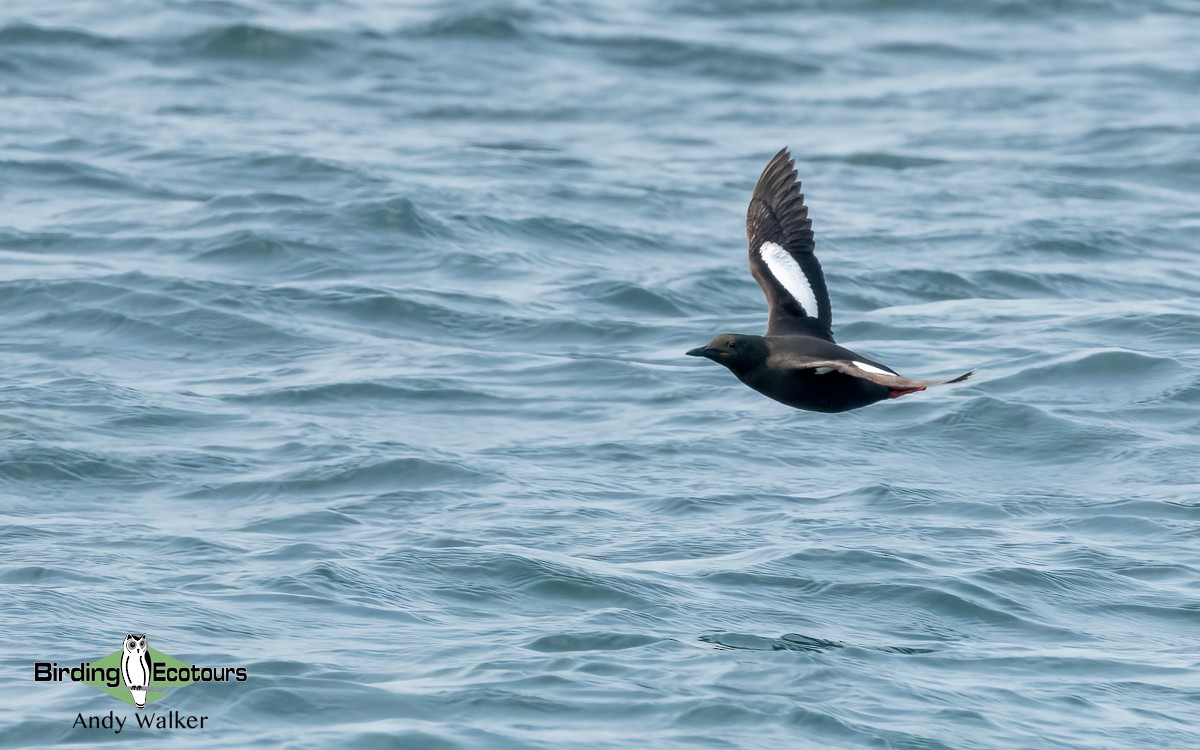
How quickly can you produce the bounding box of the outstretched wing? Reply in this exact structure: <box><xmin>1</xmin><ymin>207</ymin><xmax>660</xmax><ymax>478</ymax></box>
<box><xmin>746</xmin><ymin>147</ymin><xmax>833</xmax><ymax>341</ymax></box>
<box><xmin>795</xmin><ymin>359</ymin><xmax>973</xmax><ymax>398</ymax></box>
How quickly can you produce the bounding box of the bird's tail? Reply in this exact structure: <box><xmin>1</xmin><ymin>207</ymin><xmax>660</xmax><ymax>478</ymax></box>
<box><xmin>888</xmin><ymin>370</ymin><xmax>973</xmax><ymax>399</ymax></box>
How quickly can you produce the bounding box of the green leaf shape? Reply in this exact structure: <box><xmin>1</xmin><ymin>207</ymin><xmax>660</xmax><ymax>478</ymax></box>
<box><xmin>83</xmin><ymin>648</ymin><xmax>197</xmax><ymax>706</ymax></box>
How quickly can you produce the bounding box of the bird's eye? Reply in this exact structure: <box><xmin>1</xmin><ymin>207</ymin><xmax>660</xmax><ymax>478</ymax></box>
<box><xmin>728</xmin><ymin>341</ymin><xmax>737</xmax><ymax>349</ymax></box>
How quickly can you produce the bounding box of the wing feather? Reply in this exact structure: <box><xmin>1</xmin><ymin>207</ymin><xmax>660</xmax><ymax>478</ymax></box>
<box><xmin>746</xmin><ymin>147</ymin><xmax>833</xmax><ymax>340</ymax></box>
<box><xmin>794</xmin><ymin>359</ymin><xmax>974</xmax><ymax>391</ymax></box>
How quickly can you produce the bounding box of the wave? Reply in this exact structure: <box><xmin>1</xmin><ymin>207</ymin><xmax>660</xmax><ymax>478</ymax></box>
<box><xmin>178</xmin><ymin>24</ymin><xmax>332</xmax><ymax>61</ymax></box>
<box><xmin>405</xmin><ymin>7</ymin><xmax>536</xmax><ymax>40</ymax></box>
<box><xmin>567</xmin><ymin>34</ymin><xmax>822</xmax><ymax>81</ymax></box>
<box><xmin>189</xmin><ymin>456</ymin><xmax>488</xmax><ymax>503</ymax></box>
<box><xmin>0</xmin><ymin>23</ymin><xmax>124</xmax><ymax>48</ymax></box>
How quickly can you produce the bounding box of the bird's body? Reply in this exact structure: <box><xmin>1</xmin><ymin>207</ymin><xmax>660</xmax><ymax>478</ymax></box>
<box><xmin>688</xmin><ymin>148</ymin><xmax>972</xmax><ymax>412</ymax></box>
<box><xmin>738</xmin><ymin>337</ymin><xmax>895</xmax><ymax>413</ymax></box>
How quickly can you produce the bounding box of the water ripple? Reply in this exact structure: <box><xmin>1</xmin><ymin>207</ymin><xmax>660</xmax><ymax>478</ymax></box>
<box><xmin>2</xmin><ymin>0</ymin><xmax>1198</xmax><ymax>748</ymax></box>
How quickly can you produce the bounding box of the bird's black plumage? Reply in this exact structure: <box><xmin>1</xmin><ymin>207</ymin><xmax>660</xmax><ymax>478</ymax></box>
<box><xmin>688</xmin><ymin>148</ymin><xmax>972</xmax><ymax>413</ymax></box>
<box><xmin>746</xmin><ymin>147</ymin><xmax>832</xmax><ymax>340</ymax></box>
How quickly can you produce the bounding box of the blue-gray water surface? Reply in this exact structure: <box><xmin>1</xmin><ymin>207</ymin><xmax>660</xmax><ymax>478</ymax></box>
<box><xmin>1</xmin><ymin>1</ymin><xmax>1198</xmax><ymax>748</ymax></box>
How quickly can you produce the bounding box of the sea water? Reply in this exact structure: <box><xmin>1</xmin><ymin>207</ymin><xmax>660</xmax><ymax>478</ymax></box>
<box><xmin>1</xmin><ymin>1</ymin><xmax>1197</xmax><ymax>748</ymax></box>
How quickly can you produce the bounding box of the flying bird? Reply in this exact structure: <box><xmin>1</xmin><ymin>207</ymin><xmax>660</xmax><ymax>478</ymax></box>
<box><xmin>687</xmin><ymin>148</ymin><xmax>972</xmax><ymax>413</ymax></box>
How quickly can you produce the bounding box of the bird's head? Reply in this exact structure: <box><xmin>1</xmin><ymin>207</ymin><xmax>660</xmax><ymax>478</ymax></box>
<box><xmin>686</xmin><ymin>333</ymin><xmax>768</xmax><ymax>373</ymax></box>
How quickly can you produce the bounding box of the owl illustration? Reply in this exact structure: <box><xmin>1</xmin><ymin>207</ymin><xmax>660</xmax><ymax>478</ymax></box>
<box><xmin>120</xmin><ymin>634</ymin><xmax>152</xmax><ymax>709</ymax></box>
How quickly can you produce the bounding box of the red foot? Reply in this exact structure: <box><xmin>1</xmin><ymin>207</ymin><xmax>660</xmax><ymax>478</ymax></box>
<box><xmin>888</xmin><ymin>386</ymin><xmax>926</xmax><ymax>399</ymax></box>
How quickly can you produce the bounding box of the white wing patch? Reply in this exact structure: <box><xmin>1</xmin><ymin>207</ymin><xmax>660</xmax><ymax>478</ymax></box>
<box><xmin>851</xmin><ymin>361</ymin><xmax>892</xmax><ymax>376</ymax></box>
<box><xmin>813</xmin><ymin>366</ymin><xmax>836</xmax><ymax>375</ymax></box>
<box><xmin>759</xmin><ymin>241</ymin><xmax>819</xmax><ymax>318</ymax></box>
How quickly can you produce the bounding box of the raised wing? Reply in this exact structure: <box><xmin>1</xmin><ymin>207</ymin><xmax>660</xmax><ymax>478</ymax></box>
<box><xmin>746</xmin><ymin>148</ymin><xmax>833</xmax><ymax>341</ymax></box>
<box><xmin>795</xmin><ymin>359</ymin><xmax>973</xmax><ymax>398</ymax></box>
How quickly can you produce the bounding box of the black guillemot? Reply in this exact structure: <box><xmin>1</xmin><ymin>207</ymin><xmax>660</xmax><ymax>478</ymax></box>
<box><xmin>687</xmin><ymin>147</ymin><xmax>972</xmax><ymax>413</ymax></box>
